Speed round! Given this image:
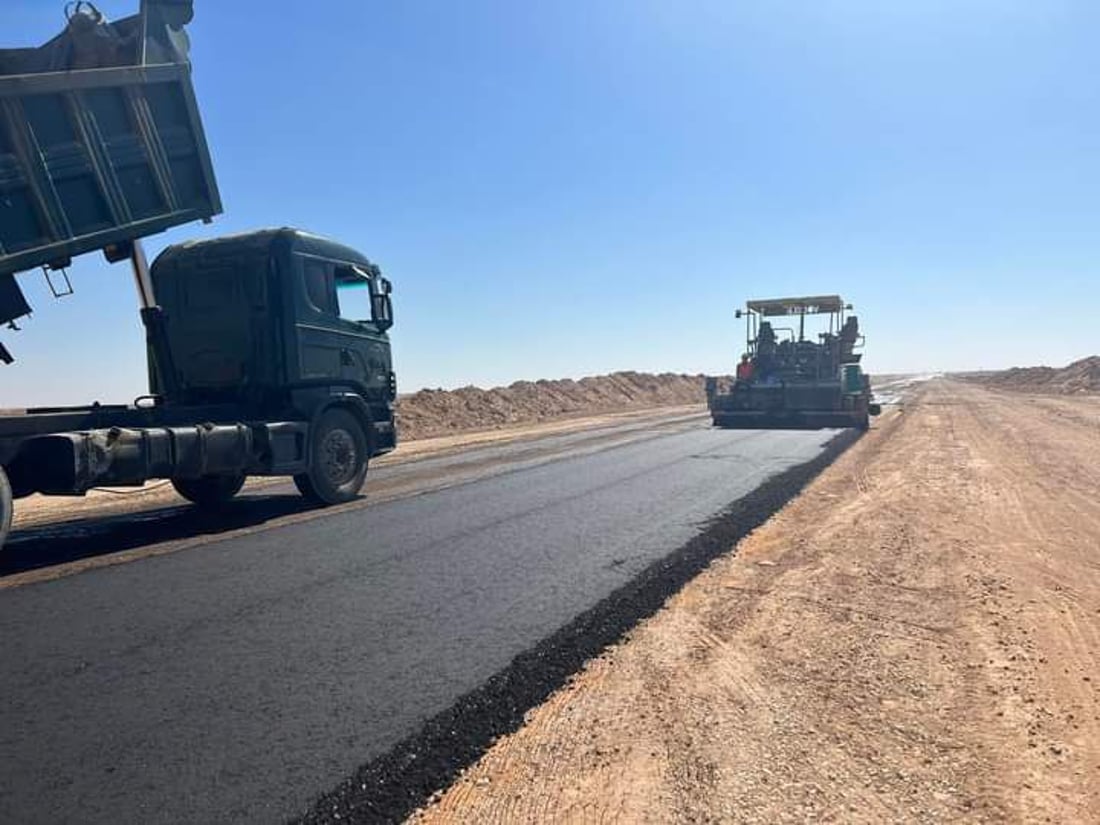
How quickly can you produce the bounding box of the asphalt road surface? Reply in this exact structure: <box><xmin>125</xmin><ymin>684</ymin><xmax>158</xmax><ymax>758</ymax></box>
<box><xmin>0</xmin><ymin>414</ymin><xmax>841</xmax><ymax>823</ymax></box>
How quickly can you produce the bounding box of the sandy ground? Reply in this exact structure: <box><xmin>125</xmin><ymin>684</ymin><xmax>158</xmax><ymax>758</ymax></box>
<box><xmin>11</xmin><ymin>405</ymin><xmax>704</xmax><ymax>530</ymax></box>
<box><xmin>412</xmin><ymin>380</ymin><xmax>1100</xmax><ymax>824</ymax></box>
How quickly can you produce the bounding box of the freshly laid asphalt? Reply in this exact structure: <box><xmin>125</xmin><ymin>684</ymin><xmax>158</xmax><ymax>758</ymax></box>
<box><xmin>0</xmin><ymin>417</ymin><xmax>841</xmax><ymax>823</ymax></box>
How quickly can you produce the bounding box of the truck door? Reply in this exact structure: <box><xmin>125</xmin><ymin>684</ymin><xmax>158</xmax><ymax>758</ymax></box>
<box><xmin>333</xmin><ymin>265</ymin><xmax>392</xmax><ymax>393</ymax></box>
<box><xmin>295</xmin><ymin>255</ymin><xmax>389</xmax><ymax>396</ymax></box>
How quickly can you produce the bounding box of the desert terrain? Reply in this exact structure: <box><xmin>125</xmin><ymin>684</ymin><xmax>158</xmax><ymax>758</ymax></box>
<box><xmin>412</xmin><ymin>377</ymin><xmax>1100</xmax><ymax>823</ymax></box>
<box><xmin>960</xmin><ymin>356</ymin><xmax>1100</xmax><ymax>396</ymax></box>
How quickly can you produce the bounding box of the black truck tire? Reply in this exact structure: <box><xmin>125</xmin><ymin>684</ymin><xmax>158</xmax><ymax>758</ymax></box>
<box><xmin>0</xmin><ymin>466</ymin><xmax>12</xmax><ymax>550</ymax></box>
<box><xmin>172</xmin><ymin>473</ymin><xmax>246</xmax><ymax>507</ymax></box>
<box><xmin>294</xmin><ymin>408</ymin><xmax>368</xmax><ymax>505</ymax></box>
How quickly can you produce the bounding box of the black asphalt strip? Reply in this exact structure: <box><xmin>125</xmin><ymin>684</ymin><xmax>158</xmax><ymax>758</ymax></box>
<box><xmin>295</xmin><ymin>427</ymin><xmax>861</xmax><ymax>824</ymax></box>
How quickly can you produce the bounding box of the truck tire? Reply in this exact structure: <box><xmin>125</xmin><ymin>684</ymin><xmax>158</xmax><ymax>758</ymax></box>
<box><xmin>294</xmin><ymin>408</ymin><xmax>368</xmax><ymax>505</ymax></box>
<box><xmin>0</xmin><ymin>466</ymin><xmax>12</xmax><ymax>550</ymax></box>
<box><xmin>172</xmin><ymin>473</ymin><xmax>246</xmax><ymax>507</ymax></box>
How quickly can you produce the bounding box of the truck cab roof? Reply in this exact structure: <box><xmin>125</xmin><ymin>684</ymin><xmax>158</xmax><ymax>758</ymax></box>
<box><xmin>154</xmin><ymin>227</ymin><xmax>380</xmax><ymax>275</ymax></box>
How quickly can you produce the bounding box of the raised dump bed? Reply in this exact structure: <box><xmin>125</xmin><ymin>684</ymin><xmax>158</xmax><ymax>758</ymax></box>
<box><xmin>0</xmin><ymin>63</ymin><xmax>220</xmax><ymax>279</ymax></box>
<box><xmin>0</xmin><ymin>1</ymin><xmax>220</xmax><ymax>329</ymax></box>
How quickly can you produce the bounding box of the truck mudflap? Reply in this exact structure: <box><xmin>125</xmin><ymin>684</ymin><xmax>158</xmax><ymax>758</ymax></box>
<box><xmin>13</xmin><ymin>421</ymin><xmax>308</xmax><ymax>495</ymax></box>
<box><xmin>371</xmin><ymin>418</ymin><xmax>397</xmax><ymax>454</ymax></box>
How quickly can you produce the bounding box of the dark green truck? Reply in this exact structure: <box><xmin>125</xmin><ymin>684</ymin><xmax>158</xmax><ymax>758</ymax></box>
<box><xmin>0</xmin><ymin>3</ymin><xmax>397</xmax><ymax>548</ymax></box>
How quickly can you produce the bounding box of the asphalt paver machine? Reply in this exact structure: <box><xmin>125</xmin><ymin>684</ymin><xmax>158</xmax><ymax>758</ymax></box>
<box><xmin>706</xmin><ymin>295</ymin><xmax>881</xmax><ymax>430</ymax></box>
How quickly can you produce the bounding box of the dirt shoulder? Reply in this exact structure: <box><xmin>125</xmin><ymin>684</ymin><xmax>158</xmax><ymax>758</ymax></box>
<box><xmin>412</xmin><ymin>380</ymin><xmax>1100</xmax><ymax>823</ymax></box>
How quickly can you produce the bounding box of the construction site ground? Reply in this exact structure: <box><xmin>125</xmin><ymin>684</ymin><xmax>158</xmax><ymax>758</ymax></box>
<box><xmin>413</xmin><ymin>379</ymin><xmax>1100</xmax><ymax>824</ymax></box>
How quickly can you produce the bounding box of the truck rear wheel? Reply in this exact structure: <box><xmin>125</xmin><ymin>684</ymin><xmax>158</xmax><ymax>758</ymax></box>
<box><xmin>295</xmin><ymin>408</ymin><xmax>368</xmax><ymax>505</ymax></box>
<box><xmin>0</xmin><ymin>466</ymin><xmax>12</xmax><ymax>550</ymax></box>
<box><xmin>172</xmin><ymin>473</ymin><xmax>246</xmax><ymax>507</ymax></box>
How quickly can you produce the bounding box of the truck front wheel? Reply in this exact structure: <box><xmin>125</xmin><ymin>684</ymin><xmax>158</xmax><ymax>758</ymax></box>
<box><xmin>172</xmin><ymin>473</ymin><xmax>246</xmax><ymax>507</ymax></box>
<box><xmin>295</xmin><ymin>408</ymin><xmax>368</xmax><ymax>505</ymax></box>
<box><xmin>0</xmin><ymin>466</ymin><xmax>12</xmax><ymax>550</ymax></box>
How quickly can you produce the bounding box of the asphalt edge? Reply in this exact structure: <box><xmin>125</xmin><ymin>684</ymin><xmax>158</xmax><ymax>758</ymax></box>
<box><xmin>296</xmin><ymin>426</ymin><xmax>863</xmax><ymax>825</ymax></box>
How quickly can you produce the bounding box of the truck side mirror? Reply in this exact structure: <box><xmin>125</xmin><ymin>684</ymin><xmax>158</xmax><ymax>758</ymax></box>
<box><xmin>371</xmin><ymin>277</ymin><xmax>393</xmax><ymax>332</ymax></box>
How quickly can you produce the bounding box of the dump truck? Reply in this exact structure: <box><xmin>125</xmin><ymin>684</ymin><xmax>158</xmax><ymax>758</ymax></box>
<box><xmin>0</xmin><ymin>3</ymin><xmax>397</xmax><ymax>550</ymax></box>
<box><xmin>706</xmin><ymin>295</ymin><xmax>880</xmax><ymax>430</ymax></box>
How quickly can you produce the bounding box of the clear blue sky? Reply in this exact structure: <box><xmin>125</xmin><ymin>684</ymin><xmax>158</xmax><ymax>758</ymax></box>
<box><xmin>2</xmin><ymin>0</ymin><xmax>1097</xmax><ymax>406</ymax></box>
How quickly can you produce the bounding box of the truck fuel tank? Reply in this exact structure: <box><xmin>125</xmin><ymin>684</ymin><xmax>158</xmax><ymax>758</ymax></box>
<box><xmin>17</xmin><ymin>421</ymin><xmax>308</xmax><ymax>495</ymax></box>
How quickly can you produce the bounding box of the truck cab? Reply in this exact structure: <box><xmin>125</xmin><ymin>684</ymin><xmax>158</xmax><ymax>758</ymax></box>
<box><xmin>150</xmin><ymin>228</ymin><xmax>397</xmax><ymax>455</ymax></box>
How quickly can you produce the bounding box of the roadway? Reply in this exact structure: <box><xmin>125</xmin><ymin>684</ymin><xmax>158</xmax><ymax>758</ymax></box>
<box><xmin>0</xmin><ymin>411</ymin><xmax>844</xmax><ymax>823</ymax></box>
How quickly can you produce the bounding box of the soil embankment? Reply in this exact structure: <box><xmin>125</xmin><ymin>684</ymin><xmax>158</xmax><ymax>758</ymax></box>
<box><xmin>412</xmin><ymin>380</ymin><xmax>1100</xmax><ymax>824</ymax></box>
<box><xmin>395</xmin><ymin>371</ymin><xmax>709</xmax><ymax>440</ymax></box>
<box><xmin>960</xmin><ymin>355</ymin><xmax>1100</xmax><ymax>395</ymax></box>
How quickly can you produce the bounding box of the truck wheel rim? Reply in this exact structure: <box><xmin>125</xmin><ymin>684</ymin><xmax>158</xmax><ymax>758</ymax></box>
<box><xmin>320</xmin><ymin>429</ymin><xmax>358</xmax><ymax>485</ymax></box>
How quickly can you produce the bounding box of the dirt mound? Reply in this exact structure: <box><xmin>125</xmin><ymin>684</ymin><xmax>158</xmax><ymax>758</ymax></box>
<box><xmin>964</xmin><ymin>356</ymin><xmax>1100</xmax><ymax>395</ymax></box>
<box><xmin>396</xmin><ymin>372</ymin><xmax>710</xmax><ymax>441</ymax></box>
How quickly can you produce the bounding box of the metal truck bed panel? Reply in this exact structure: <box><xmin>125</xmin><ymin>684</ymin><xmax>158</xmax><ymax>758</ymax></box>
<box><xmin>0</xmin><ymin>61</ymin><xmax>221</xmax><ymax>278</ymax></box>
